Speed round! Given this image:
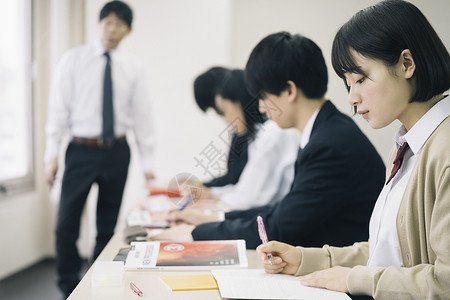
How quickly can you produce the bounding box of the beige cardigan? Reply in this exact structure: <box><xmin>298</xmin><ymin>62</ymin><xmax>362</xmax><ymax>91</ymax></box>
<box><xmin>295</xmin><ymin>116</ymin><xmax>450</xmax><ymax>299</ymax></box>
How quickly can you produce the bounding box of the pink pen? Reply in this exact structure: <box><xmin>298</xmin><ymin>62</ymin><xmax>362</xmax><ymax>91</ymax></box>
<box><xmin>257</xmin><ymin>216</ymin><xmax>273</xmax><ymax>265</ymax></box>
<box><xmin>130</xmin><ymin>282</ymin><xmax>143</xmax><ymax>297</ymax></box>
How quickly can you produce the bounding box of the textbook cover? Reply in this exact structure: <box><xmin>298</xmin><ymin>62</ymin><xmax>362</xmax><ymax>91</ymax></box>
<box><xmin>125</xmin><ymin>240</ymin><xmax>248</xmax><ymax>270</ymax></box>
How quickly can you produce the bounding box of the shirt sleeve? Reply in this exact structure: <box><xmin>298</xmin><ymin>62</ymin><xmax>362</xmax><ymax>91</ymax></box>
<box><xmin>44</xmin><ymin>52</ymin><xmax>73</xmax><ymax>162</ymax></box>
<box><xmin>129</xmin><ymin>66</ymin><xmax>156</xmax><ymax>173</ymax></box>
<box><xmin>219</xmin><ymin>124</ymin><xmax>298</xmax><ymax>210</ymax></box>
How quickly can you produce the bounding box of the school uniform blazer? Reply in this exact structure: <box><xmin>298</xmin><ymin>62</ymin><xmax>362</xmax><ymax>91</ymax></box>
<box><xmin>192</xmin><ymin>100</ymin><xmax>386</xmax><ymax>249</ymax></box>
<box><xmin>203</xmin><ymin>133</ymin><xmax>248</xmax><ymax>188</ymax></box>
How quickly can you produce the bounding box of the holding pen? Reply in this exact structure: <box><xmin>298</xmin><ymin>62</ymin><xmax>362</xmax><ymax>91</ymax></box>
<box><xmin>257</xmin><ymin>216</ymin><xmax>273</xmax><ymax>265</ymax></box>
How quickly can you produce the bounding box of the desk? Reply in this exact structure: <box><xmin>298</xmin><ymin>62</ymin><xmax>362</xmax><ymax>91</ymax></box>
<box><xmin>68</xmin><ymin>232</ymin><xmax>262</xmax><ymax>299</ymax></box>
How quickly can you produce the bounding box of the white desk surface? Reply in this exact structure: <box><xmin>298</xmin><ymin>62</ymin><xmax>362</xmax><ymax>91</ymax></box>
<box><xmin>68</xmin><ymin>232</ymin><xmax>262</xmax><ymax>300</ymax></box>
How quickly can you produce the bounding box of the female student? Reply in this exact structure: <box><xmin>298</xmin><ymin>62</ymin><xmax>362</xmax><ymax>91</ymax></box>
<box><xmin>196</xmin><ymin>69</ymin><xmax>300</xmax><ymax>210</ymax></box>
<box><xmin>257</xmin><ymin>1</ymin><xmax>450</xmax><ymax>299</ymax></box>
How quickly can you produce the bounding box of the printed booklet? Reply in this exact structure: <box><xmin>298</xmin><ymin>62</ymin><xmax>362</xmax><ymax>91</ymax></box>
<box><xmin>124</xmin><ymin>240</ymin><xmax>248</xmax><ymax>270</ymax></box>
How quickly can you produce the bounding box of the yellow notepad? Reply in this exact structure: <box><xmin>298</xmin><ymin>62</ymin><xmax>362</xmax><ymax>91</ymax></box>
<box><xmin>159</xmin><ymin>274</ymin><xmax>218</xmax><ymax>291</ymax></box>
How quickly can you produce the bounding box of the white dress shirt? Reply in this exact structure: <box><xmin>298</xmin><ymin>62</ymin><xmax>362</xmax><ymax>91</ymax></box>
<box><xmin>45</xmin><ymin>40</ymin><xmax>155</xmax><ymax>172</ymax></box>
<box><xmin>211</xmin><ymin>120</ymin><xmax>301</xmax><ymax>210</ymax></box>
<box><xmin>367</xmin><ymin>96</ymin><xmax>450</xmax><ymax>267</ymax></box>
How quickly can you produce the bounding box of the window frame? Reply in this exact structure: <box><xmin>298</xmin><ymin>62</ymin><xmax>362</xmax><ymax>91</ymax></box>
<box><xmin>0</xmin><ymin>0</ymin><xmax>34</xmax><ymax>198</ymax></box>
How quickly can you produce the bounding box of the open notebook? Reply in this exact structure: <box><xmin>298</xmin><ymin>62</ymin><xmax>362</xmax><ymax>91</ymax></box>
<box><xmin>212</xmin><ymin>269</ymin><xmax>351</xmax><ymax>300</ymax></box>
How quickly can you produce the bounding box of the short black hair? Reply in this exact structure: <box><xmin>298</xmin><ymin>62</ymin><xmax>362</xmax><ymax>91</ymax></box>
<box><xmin>100</xmin><ymin>1</ymin><xmax>133</xmax><ymax>28</ymax></box>
<box><xmin>217</xmin><ymin>69</ymin><xmax>265</xmax><ymax>136</ymax></box>
<box><xmin>332</xmin><ymin>0</ymin><xmax>450</xmax><ymax>103</ymax></box>
<box><xmin>245</xmin><ymin>31</ymin><xmax>328</xmax><ymax>99</ymax></box>
<box><xmin>193</xmin><ymin>67</ymin><xmax>229</xmax><ymax>112</ymax></box>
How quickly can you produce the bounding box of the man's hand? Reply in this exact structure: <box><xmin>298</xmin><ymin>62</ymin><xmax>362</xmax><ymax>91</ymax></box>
<box><xmin>150</xmin><ymin>224</ymin><xmax>195</xmax><ymax>242</ymax></box>
<box><xmin>256</xmin><ymin>241</ymin><xmax>302</xmax><ymax>275</ymax></box>
<box><xmin>166</xmin><ymin>208</ymin><xmax>220</xmax><ymax>225</ymax></box>
<box><xmin>45</xmin><ymin>159</ymin><xmax>59</xmax><ymax>186</ymax></box>
<box><xmin>298</xmin><ymin>266</ymin><xmax>351</xmax><ymax>293</ymax></box>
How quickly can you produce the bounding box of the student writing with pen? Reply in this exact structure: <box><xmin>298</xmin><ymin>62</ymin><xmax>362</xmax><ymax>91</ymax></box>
<box><xmin>257</xmin><ymin>1</ymin><xmax>450</xmax><ymax>299</ymax></box>
<box><xmin>152</xmin><ymin>32</ymin><xmax>386</xmax><ymax>251</ymax></box>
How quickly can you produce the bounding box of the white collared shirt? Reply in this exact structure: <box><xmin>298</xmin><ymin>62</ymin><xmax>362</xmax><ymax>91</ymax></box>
<box><xmin>367</xmin><ymin>96</ymin><xmax>450</xmax><ymax>267</ymax></box>
<box><xmin>45</xmin><ymin>40</ymin><xmax>155</xmax><ymax>171</ymax></box>
<box><xmin>211</xmin><ymin>120</ymin><xmax>301</xmax><ymax>210</ymax></box>
<box><xmin>300</xmin><ymin>108</ymin><xmax>319</xmax><ymax>149</ymax></box>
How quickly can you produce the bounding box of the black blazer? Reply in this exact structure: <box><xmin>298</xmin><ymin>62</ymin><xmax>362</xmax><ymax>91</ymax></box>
<box><xmin>192</xmin><ymin>101</ymin><xmax>385</xmax><ymax>249</ymax></box>
<box><xmin>203</xmin><ymin>133</ymin><xmax>249</xmax><ymax>187</ymax></box>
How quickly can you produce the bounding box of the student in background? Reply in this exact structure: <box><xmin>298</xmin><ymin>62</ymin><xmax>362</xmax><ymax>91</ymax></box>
<box><xmin>195</xmin><ymin>69</ymin><xmax>300</xmax><ymax>210</ymax></box>
<box><xmin>153</xmin><ymin>32</ymin><xmax>385</xmax><ymax>249</ymax></box>
<box><xmin>193</xmin><ymin>67</ymin><xmax>249</xmax><ymax>188</ymax></box>
<box><xmin>257</xmin><ymin>1</ymin><xmax>450</xmax><ymax>299</ymax></box>
<box><xmin>44</xmin><ymin>1</ymin><xmax>155</xmax><ymax>297</ymax></box>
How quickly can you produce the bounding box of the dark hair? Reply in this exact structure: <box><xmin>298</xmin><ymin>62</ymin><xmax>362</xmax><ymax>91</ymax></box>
<box><xmin>100</xmin><ymin>1</ymin><xmax>133</xmax><ymax>27</ymax></box>
<box><xmin>332</xmin><ymin>0</ymin><xmax>450</xmax><ymax>103</ymax></box>
<box><xmin>217</xmin><ymin>69</ymin><xmax>265</xmax><ymax>136</ymax></box>
<box><xmin>193</xmin><ymin>67</ymin><xmax>229</xmax><ymax>112</ymax></box>
<box><xmin>245</xmin><ymin>31</ymin><xmax>328</xmax><ymax>99</ymax></box>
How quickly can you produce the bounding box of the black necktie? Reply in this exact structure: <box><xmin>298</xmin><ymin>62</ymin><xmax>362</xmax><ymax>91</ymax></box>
<box><xmin>102</xmin><ymin>52</ymin><xmax>114</xmax><ymax>144</ymax></box>
<box><xmin>386</xmin><ymin>142</ymin><xmax>410</xmax><ymax>185</ymax></box>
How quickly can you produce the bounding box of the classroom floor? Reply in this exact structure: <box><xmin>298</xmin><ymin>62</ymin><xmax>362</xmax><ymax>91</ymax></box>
<box><xmin>0</xmin><ymin>258</ymin><xmax>89</xmax><ymax>300</ymax></box>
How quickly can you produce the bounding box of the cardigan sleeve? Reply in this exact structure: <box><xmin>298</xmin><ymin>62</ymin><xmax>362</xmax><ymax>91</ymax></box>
<box><xmin>295</xmin><ymin>242</ymin><xmax>369</xmax><ymax>276</ymax></box>
<box><xmin>347</xmin><ymin>167</ymin><xmax>450</xmax><ymax>298</ymax></box>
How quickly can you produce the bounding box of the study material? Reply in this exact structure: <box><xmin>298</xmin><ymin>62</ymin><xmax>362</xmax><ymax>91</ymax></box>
<box><xmin>257</xmin><ymin>216</ymin><xmax>273</xmax><ymax>265</ymax></box>
<box><xmin>126</xmin><ymin>210</ymin><xmax>169</xmax><ymax>228</ymax></box>
<box><xmin>159</xmin><ymin>274</ymin><xmax>218</xmax><ymax>291</ymax></box>
<box><xmin>125</xmin><ymin>240</ymin><xmax>248</xmax><ymax>270</ymax></box>
<box><xmin>129</xmin><ymin>282</ymin><xmax>143</xmax><ymax>297</ymax></box>
<box><xmin>113</xmin><ymin>247</ymin><xmax>130</xmax><ymax>262</ymax></box>
<box><xmin>211</xmin><ymin>269</ymin><xmax>351</xmax><ymax>300</ymax></box>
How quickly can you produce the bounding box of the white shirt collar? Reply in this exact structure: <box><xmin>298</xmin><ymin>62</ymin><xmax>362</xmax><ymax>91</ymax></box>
<box><xmin>300</xmin><ymin>108</ymin><xmax>320</xmax><ymax>149</ymax></box>
<box><xmin>93</xmin><ymin>39</ymin><xmax>119</xmax><ymax>57</ymax></box>
<box><xmin>394</xmin><ymin>95</ymin><xmax>450</xmax><ymax>155</ymax></box>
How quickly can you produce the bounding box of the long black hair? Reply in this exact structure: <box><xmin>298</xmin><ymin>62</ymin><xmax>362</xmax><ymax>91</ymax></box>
<box><xmin>217</xmin><ymin>69</ymin><xmax>266</xmax><ymax>137</ymax></box>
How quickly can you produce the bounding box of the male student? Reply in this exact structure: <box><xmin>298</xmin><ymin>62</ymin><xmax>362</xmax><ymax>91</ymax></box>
<box><xmin>154</xmin><ymin>32</ymin><xmax>385</xmax><ymax>249</ymax></box>
<box><xmin>44</xmin><ymin>1</ymin><xmax>155</xmax><ymax>297</ymax></box>
<box><xmin>193</xmin><ymin>67</ymin><xmax>249</xmax><ymax>188</ymax></box>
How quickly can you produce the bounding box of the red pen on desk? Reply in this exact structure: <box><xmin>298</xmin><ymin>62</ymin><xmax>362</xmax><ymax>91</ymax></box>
<box><xmin>257</xmin><ymin>216</ymin><xmax>273</xmax><ymax>265</ymax></box>
<box><xmin>130</xmin><ymin>282</ymin><xmax>143</xmax><ymax>297</ymax></box>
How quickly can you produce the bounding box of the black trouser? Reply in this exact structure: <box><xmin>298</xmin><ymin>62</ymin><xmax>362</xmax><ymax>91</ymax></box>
<box><xmin>55</xmin><ymin>141</ymin><xmax>130</xmax><ymax>298</ymax></box>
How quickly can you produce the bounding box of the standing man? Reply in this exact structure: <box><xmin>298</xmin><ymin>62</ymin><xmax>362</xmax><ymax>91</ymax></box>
<box><xmin>44</xmin><ymin>1</ymin><xmax>155</xmax><ymax>297</ymax></box>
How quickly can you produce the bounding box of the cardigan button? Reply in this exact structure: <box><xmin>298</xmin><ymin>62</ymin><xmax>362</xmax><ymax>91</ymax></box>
<box><xmin>406</xmin><ymin>253</ymin><xmax>411</xmax><ymax>265</ymax></box>
<box><xmin>399</xmin><ymin>215</ymin><xmax>404</xmax><ymax>225</ymax></box>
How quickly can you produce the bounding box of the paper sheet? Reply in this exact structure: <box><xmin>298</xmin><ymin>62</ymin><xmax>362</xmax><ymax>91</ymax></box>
<box><xmin>211</xmin><ymin>269</ymin><xmax>351</xmax><ymax>300</ymax></box>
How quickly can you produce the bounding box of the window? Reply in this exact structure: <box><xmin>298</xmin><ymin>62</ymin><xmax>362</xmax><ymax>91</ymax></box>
<box><xmin>0</xmin><ymin>0</ymin><xmax>33</xmax><ymax>197</ymax></box>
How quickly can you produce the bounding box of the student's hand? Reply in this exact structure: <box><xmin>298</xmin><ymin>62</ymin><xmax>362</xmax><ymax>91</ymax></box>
<box><xmin>150</xmin><ymin>224</ymin><xmax>195</xmax><ymax>242</ymax></box>
<box><xmin>256</xmin><ymin>241</ymin><xmax>302</xmax><ymax>275</ymax></box>
<box><xmin>298</xmin><ymin>266</ymin><xmax>350</xmax><ymax>293</ymax></box>
<box><xmin>45</xmin><ymin>159</ymin><xmax>58</xmax><ymax>186</ymax></box>
<box><xmin>166</xmin><ymin>208</ymin><xmax>220</xmax><ymax>225</ymax></box>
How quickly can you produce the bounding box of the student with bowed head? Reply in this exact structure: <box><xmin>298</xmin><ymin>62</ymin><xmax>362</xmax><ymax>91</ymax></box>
<box><xmin>257</xmin><ymin>1</ymin><xmax>450</xmax><ymax>299</ymax></box>
<box><xmin>153</xmin><ymin>32</ymin><xmax>385</xmax><ymax>252</ymax></box>
<box><xmin>192</xmin><ymin>67</ymin><xmax>249</xmax><ymax>188</ymax></box>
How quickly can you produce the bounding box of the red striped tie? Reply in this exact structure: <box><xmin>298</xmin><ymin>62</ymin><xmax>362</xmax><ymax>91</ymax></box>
<box><xmin>386</xmin><ymin>142</ymin><xmax>410</xmax><ymax>185</ymax></box>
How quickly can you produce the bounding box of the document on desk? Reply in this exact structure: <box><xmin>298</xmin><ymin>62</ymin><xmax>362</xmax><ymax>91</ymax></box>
<box><xmin>211</xmin><ymin>269</ymin><xmax>351</xmax><ymax>300</ymax></box>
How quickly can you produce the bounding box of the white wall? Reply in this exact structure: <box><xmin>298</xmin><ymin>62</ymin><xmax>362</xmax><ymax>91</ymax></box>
<box><xmin>229</xmin><ymin>0</ymin><xmax>450</xmax><ymax>164</ymax></box>
<box><xmin>0</xmin><ymin>0</ymin><xmax>449</xmax><ymax>281</ymax></box>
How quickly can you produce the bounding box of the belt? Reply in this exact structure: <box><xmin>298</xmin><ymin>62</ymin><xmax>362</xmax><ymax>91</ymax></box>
<box><xmin>72</xmin><ymin>136</ymin><xmax>127</xmax><ymax>148</ymax></box>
